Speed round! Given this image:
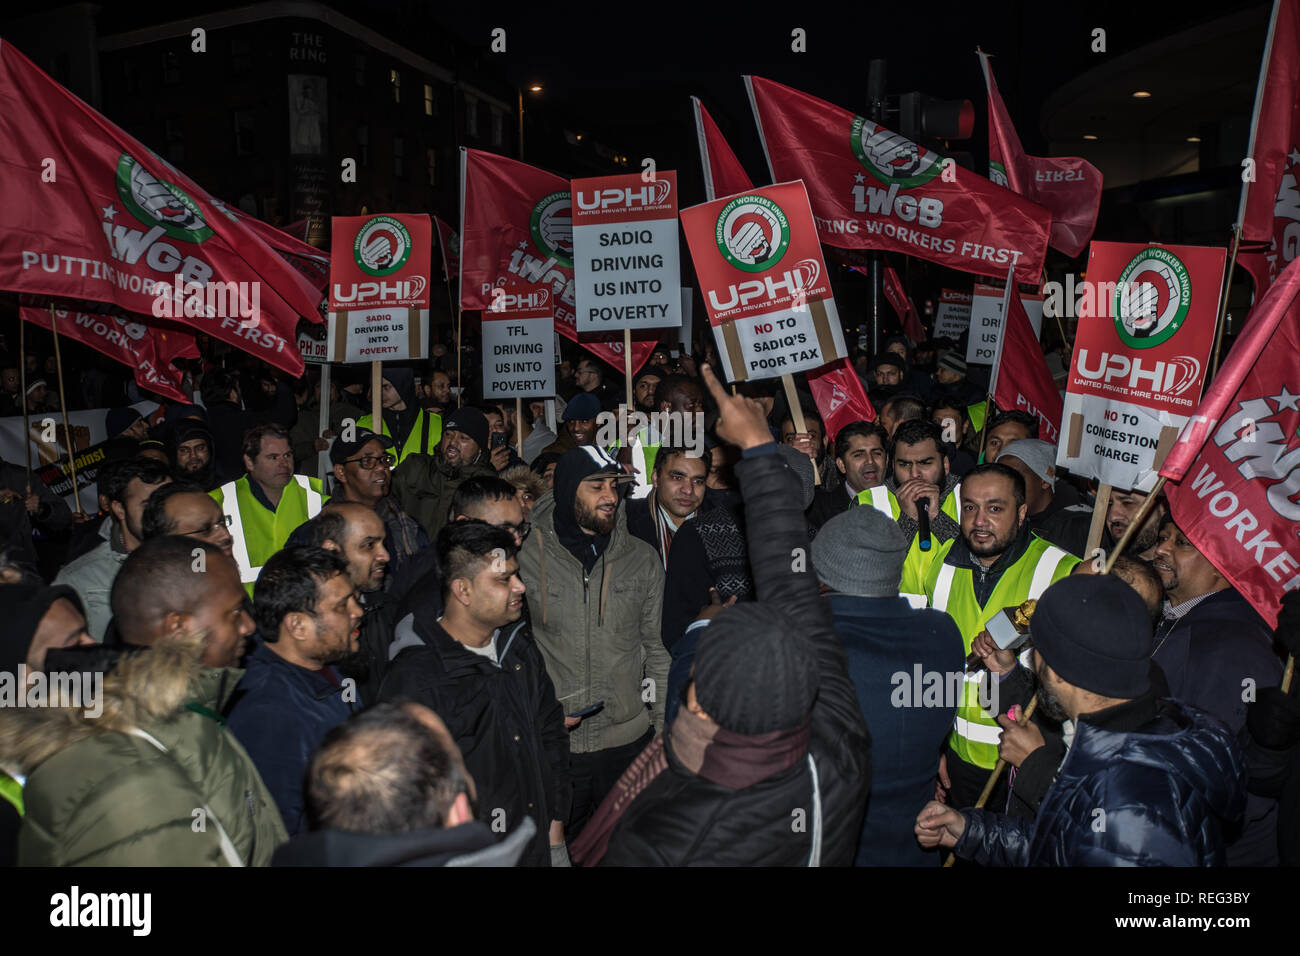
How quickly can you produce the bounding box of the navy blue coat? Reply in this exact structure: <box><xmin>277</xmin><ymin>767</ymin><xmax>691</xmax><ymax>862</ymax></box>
<box><xmin>227</xmin><ymin>642</ymin><xmax>362</xmax><ymax>836</ymax></box>
<box><xmin>955</xmin><ymin>698</ymin><xmax>1246</xmax><ymax>866</ymax></box>
<box><xmin>827</xmin><ymin>594</ymin><xmax>965</xmax><ymax>866</ymax></box>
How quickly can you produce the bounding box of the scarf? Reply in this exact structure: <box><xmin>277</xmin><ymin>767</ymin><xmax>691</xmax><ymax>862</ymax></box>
<box><xmin>569</xmin><ymin>707</ymin><xmax>812</xmax><ymax>866</ymax></box>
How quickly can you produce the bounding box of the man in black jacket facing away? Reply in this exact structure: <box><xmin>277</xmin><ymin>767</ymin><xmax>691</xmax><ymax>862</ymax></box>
<box><xmin>570</xmin><ymin>364</ymin><xmax>871</xmax><ymax>866</ymax></box>
<box><xmin>379</xmin><ymin>521</ymin><xmax>572</xmax><ymax>867</ymax></box>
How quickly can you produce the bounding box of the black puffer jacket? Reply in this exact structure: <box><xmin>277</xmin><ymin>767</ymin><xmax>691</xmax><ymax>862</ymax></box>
<box><xmin>601</xmin><ymin>448</ymin><xmax>872</xmax><ymax>866</ymax></box>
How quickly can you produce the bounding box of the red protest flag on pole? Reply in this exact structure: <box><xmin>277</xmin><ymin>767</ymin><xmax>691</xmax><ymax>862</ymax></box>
<box><xmin>215</xmin><ymin>202</ymin><xmax>330</xmax><ymax>297</ymax></box>
<box><xmin>807</xmin><ymin>359</ymin><xmax>876</xmax><ymax>441</ymax></box>
<box><xmin>435</xmin><ymin>215</ymin><xmax>460</xmax><ymax>282</ymax></box>
<box><xmin>691</xmin><ymin>96</ymin><xmax>756</xmax><ymax>201</ymax></box>
<box><xmin>0</xmin><ymin>40</ymin><xmax>319</xmax><ymax>375</ymax></box>
<box><xmin>989</xmin><ymin>266</ymin><xmax>1062</xmax><ymax>443</ymax></box>
<box><xmin>881</xmin><ymin>262</ymin><xmax>926</xmax><ymax>344</ymax></box>
<box><xmin>1157</xmin><ymin>255</ymin><xmax>1300</xmax><ymax>626</ymax></box>
<box><xmin>21</xmin><ymin>301</ymin><xmax>197</xmax><ymax>404</ymax></box>
<box><xmin>979</xmin><ymin>51</ymin><xmax>1102</xmax><ymax>259</ymax></box>
<box><xmin>458</xmin><ymin>148</ymin><xmax>655</xmax><ymax>374</ymax></box>
<box><xmin>745</xmin><ymin>74</ymin><xmax>1051</xmax><ymax>284</ymax></box>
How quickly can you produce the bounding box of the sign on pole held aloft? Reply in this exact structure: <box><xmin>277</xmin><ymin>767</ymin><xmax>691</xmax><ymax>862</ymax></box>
<box><xmin>680</xmin><ymin>180</ymin><xmax>847</xmax><ymax>382</ymax></box>
<box><xmin>1057</xmin><ymin>240</ymin><xmax>1225</xmax><ymax>491</ymax></box>
<box><xmin>934</xmin><ymin>288</ymin><xmax>972</xmax><ymax>339</ymax></box>
<box><xmin>327</xmin><ymin>214</ymin><xmax>432</xmax><ymax>362</ymax></box>
<box><xmin>966</xmin><ymin>283</ymin><xmax>1044</xmax><ymax>365</ymax></box>
<box><xmin>481</xmin><ymin>283</ymin><xmax>556</xmax><ymax>399</ymax></box>
<box><xmin>572</xmin><ymin>171</ymin><xmax>682</xmax><ymax>332</ymax></box>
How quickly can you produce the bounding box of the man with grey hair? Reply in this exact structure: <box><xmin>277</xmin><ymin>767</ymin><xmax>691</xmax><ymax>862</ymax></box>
<box><xmin>995</xmin><ymin>439</ymin><xmax>1090</xmax><ymax>558</ymax></box>
<box><xmin>813</xmin><ymin>504</ymin><xmax>964</xmax><ymax>866</ymax></box>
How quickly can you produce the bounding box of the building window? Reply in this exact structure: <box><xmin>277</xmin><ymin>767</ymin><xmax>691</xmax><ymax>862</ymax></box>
<box><xmin>491</xmin><ymin>108</ymin><xmax>504</xmax><ymax>147</ymax></box>
<box><xmin>424</xmin><ymin>83</ymin><xmax>434</xmax><ymax>117</ymax></box>
<box><xmin>390</xmin><ymin>69</ymin><xmax>400</xmax><ymax>103</ymax></box>
<box><xmin>231</xmin><ymin>38</ymin><xmax>252</xmax><ymax>74</ymax></box>
<box><xmin>355</xmin><ymin>53</ymin><xmax>366</xmax><ymax>86</ymax></box>
<box><xmin>357</xmin><ymin>125</ymin><xmax>369</xmax><ymax>167</ymax></box>
<box><xmin>465</xmin><ymin>94</ymin><xmax>478</xmax><ymax>137</ymax></box>
<box><xmin>163</xmin><ymin>51</ymin><xmax>181</xmax><ymax>86</ymax></box>
<box><xmin>164</xmin><ymin>116</ymin><xmax>184</xmax><ymax>163</ymax></box>
<box><xmin>233</xmin><ymin>110</ymin><xmax>255</xmax><ymax>157</ymax></box>
<box><xmin>394</xmin><ymin>137</ymin><xmax>404</xmax><ymax>179</ymax></box>
<box><xmin>427</xmin><ymin>148</ymin><xmax>436</xmax><ymax>186</ymax></box>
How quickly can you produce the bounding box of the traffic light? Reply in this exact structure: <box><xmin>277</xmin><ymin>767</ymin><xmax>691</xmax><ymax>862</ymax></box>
<box><xmin>898</xmin><ymin>91</ymin><xmax>975</xmax><ymax>171</ymax></box>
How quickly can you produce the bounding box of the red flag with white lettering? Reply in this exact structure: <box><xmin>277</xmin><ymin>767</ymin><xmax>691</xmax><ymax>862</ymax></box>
<box><xmin>0</xmin><ymin>40</ymin><xmax>322</xmax><ymax>376</ymax></box>
<box><xmin>882</xmin><ymin>263</ymin><xmax>926</xmax><ymax>344</ymax></box>
<box><xmin>990</xmin><ymin>271</ymin><xmax>1062</xmax><ymax>443</ymax></box>
<box><xmin>1158</xmin><ymin>254</ymin><xmax>1300</xmax><ymax>626</ymax></box>
<box><xmin>435</xmin><ymin>215</ymin><xmax>460</xmax><ymax>282</ymax></box>
<box><xmin>807</xmin><ymin>359</ymin><xmax>876</xmax><ymax>440</ymax></box>
<box><xmin>691</xmin><ymin>96</ymin><xmax>756</xmax><ymax>201</ymax></box>
<box><xmin>745</xmin><ymin>75</ymin><xmax>1051</xmax><ymax>283</ymax></box>
<box><xmin>980</xmin><ymin>52</ymin><xmax>1102</xmax><ymax>259</ymax></box>
<box><xmin>458</xmin><ymin>148</ymin><xmax>655</xmax><ymax>374</ymax></box>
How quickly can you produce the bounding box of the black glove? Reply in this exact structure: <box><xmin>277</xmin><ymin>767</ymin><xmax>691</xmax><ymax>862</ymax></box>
<box><xmin>1247</xmin><ymin>685</ymin><xmax>1300</xmax><ymax>751</ymax></box>
<box><xmin>1274</xmin><ymin>590</ymin><xmax>1300</xmax><ymax>659</ymax></box>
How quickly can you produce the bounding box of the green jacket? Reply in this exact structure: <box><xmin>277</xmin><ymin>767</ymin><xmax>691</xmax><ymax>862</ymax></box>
<box><xmin>391</xmin><ymin>447</ymin><xmax>496</xmax><ymax>540</ymax></box>
<box><xmin>0</xmin><ymin>633</ymin><xmax>287</xmax><ymax>866</ymax></box>
<box><xmin>517</xmin><ymin>491</ymin><xmax>668</xmax><ymax>754</ymax></box>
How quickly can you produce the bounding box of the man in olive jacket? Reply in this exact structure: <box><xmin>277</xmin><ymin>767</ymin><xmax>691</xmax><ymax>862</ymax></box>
<box><xmin>391</xmin><ymin>406</ymin><xmax>497</xmax><ymax>539</ymax></box>
<box><xmin>518</xmin><ymin>445</ymin><xmax>668</xmax><ymax>837</ymax></box>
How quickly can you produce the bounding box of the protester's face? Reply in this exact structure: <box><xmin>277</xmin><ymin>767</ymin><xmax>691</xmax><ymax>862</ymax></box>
<box><xmin>540</xmin><ymin>462</ymin><xmax>556</xmax><ymax>489</ymax></box>
<box><xmin>886</xmin><ymin>342</ymin><xmax>908</xmax><ymax>360</ymax></box>
<box><xmin>1033</xmin><ymin>651</ymin><xmax>1071</xmax><ymax>722</ymax></box>
<box><xmin>185</xmin><ymin>557</ymin><xmax>256</xmax><ymax>668</ymax></box>
<box><xmin>441</xmin><ymin>429</ymin><xmax>480</xmax><ymax>467</ymax></box>
<box><xmin>138</xmin><ymin>446</ymin><xmax>169</xmax><ymax>464</ymax></box>
<box><xmin>340</xmin><ymin>509</ymin><xmax>390</xmax><ymax>591</ymax></box>
<box><xmin>1</xmin><ymin>369</ymin><xmax>17</xmax><ymax>394</ymax></box>
<box><xmin>654</xmin><ymin>452</ymin><xmax>707</xmax><ymax>520</ymax></box>
<box><xmin>260</xmin><ymin>378</ymin><xmax>276</xmax><ymax>399</ymax></box>
<box><xmin>460</xmin><ymin>494</ymin><xmax>527</xmax><ymax>547</ymax></box>
<box><xmin>485</xmin><ymin>411</ymin><xmax>505</xmax><ymax>436</ymax></box>
<box><xmin>466</xmin><ymin>555</ymin><xmax>526</xmax><ymax>628</ymax></box>
<box><xmin>558</xmin><ymin>360</ymin><xmax>573</xmax><ymax>381</ymax></box>
<box><xmin>176</xmin><ymin>438</ymin><xmax>211</xmax><ymax>477</ymax></box>
<box><xmin>707</xmin><ymin>444</ymin><xmax>737</xmax><ymax>490</ymax></box>
<box><xmin>984</xmin><ymin>422</ymin><xmax>1033</xmax><ymax>462</ymax></box>
<box><xmin>634</xmin><ymin>375</ymin><xmax>661</xmax><ymax>412</ymax></box>
<box><xmin>124</xmin><ymin>419</ymin><xmax>149</xmax><ymax>441</ymax></box>
<box><xmin>380</xmin><ymin>378</ymin><xmax>402</xmax><ymax>409</ymax></box>
<box><xmin>565</xmin><ymin>417</ymin><xmax>596</xmax><ymax>446</ymax></box>
<box><xmin>575</xmin><ymin>363</ymin><xmax>600</xmax><ymax>392</ymax></box>
<box><xmin>651</xmin><ymin>348</ymin><xmax>671</xmax><ymax>367</ymax></box>
<box><xmin>893</xmin><ymin>438</ymin><xmax>946</xmax><ymax>488</ymax></box>
<box><xmin>246</xmin><ymin>436</ymin><xmax>293</xmax><ymax>490</ymax></box>
<box><xmin>26</xmin><ymin>599</ymin><xmax>94</xmax><ymax>674</ymax></box>
<box><xmin>932</xmin><ymin>407</ymin><xmax>965</xmax><ymax>445</ymax></box>
<box><xmin>115</xmin><ymin>477</ymin><xmax>171</xmax><ymax>547</ymax></box>
<box><xmin>665</xmin><ymin>383</ymin><xmax>705</xmax><ymax>415</ymax></box>
<box><xmin>960</xmin><ymin>472</ymin><xmax>1026</xmax><ymax>561</ymax></box>
<box><xmin>837</xmin><ymin>433</ymin><xmax>887</xmax><ymax>492</ymax></box>
<box><xmin>336</xmin><ymin>439</ymin><xmax>392</xmax><ymax>504</ymax></box>
<box><xmin>574</xmin><ymin>476</ymin><xmax>619</xmax><ymax>534</ymax></box>
<box><xmin>1152</xmin><ymin>522</ymin><xmax>1224</xmax><ymax>603</ymax></box>
<box><xmin>430</xmin><ymin>372</ymin><xmax>451</xmax><ymax>404</ymax></box>
<box><xmin>166</xmin><ymin>492</ymin><xmax>234</xmax><ymax>558</ymax></box>
<box><xmin>516</xmin><ymin>488</ymin><xmax>536</xmax><ymax>521</ymax></box>
<box><xmin>874</xmin><ymin>365</ymin><xmax>902</xmax><ymax>387</ymax></box>
<box><xmin>780</xmin><ymin>418</ymin><xmax>824</xmax><ymax>456</ymax></box>
<box><xmin>26</xmin><ymin>384</ymin><xmax>46</xmax><ymax>408</ymax></box>
<box><xmin>935</xmin><ymin>366</ymin><xmax>961</xmax><ymax>385</ymax></box>
<box><xmin>306</xmin><ymin>572</ymin><xmax>364</xmax><ymax>664</ymax></box>
<box><xmin>1108</xmin><ymin>490</ymin><xmax>1164</xmax><ymax>552</ymax></box>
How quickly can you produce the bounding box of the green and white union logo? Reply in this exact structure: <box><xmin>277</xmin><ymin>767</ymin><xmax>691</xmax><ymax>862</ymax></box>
<box><xmin>115</xmin><ymin>154</ymin><xmax>213</xmax><ymax>243</ymax></box>
<box><xmin>529</xmin><ymin>192</ymin><xmax>574</xmax><ymax>269</ymax></box>
<box><xmin>989</xmin><ymin>161</ymin><xmax>1009</xmax><ymax>189</ymax></box>
<box><xmin>715</xmin><ymin>195</ymin><xmax>790</xmax><ymax>272</ymax></box>
<box><xmin>354</xmin><ymin>216</ymin><xmax>412</xmax><ymax>277</ymax></box>
<box><xmin>1113</xmin><ymin>248</ymin><xmax>1192</xmax><ymax>348</ymax></box>
<box><xmin>851</xmin><ymin>117</ymin><xmax>943</xmax><ymax>188</ymax></box>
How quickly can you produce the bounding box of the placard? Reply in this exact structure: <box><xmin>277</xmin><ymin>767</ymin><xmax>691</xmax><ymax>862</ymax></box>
<box><xmin>481</xmin><ymin>284</ymin><xmax>557</xmax><ymax>398</ymax></box>
<box><xmin>966</xmin><ymin>283</ymin><xmax>1044</xmax><ymax>364</ymax></box>
<box><xmin>934</xmin><ymin>288</ymin><xmax>972</xmax><ymax>339</ymax></box>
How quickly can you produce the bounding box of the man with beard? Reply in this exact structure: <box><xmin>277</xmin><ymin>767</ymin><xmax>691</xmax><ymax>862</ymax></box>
<box><xmin>631</xmin><ymin>366</ymin><xmax>669</xmax><ymax>414</ymax></box>
<box><xmin>806</xmin><ymin>421</ymin><xmax>889</xmax><ymax>533</ymax></box>
<box><xmin>623</xmin><ymin>374</ymin><xmax>707</xmax><ymax>500</ymax></box>
<box><xmin>380</xmin><ymin>522</ymin><xmax>571</xmax><ymax>866</ymax></box>
<box><xmin>327</xmin><ymin>429</ymin><xmax>427</xmax><ymax>576</ymax></box>
<box><xmin>167</xmin><ymin>419</ymin><xmax>217</xmax><ymax>490</ymax></box>
<box><xmin>626</xmin><ymin>444</ymin><xmax>708</xmax><ymax>568</ymax></box>
<box><xmin>229</xmin><ymin>546</ymin><xmax>364</xmax><ymax>836</ymax></box>
<box><xmin>392</xmin><ymin>407</ymin><xmax>497</xmax><ymax>540</ymax></box>
<box><xmin>886</xmin><ymin>420</ymin><xmax>961</xmax><ymax>546</ymax></box>
<box><xmin>916</xmin><ymin>574</ymin><xmax>1246</xmax><ymax>866</ymax></box>
<box><xmin>915</xmin><ymin>463</ymin><xmax>1078</xmax><ymax>810</ymax></box>
<box><xmin>358</xmin><ymin>367</ymin><xmax>441</xmax><ymax>467</ymax></box>
<box><xmin>1103</xmin><ymin>486</ymin><xmax>1167</xmax><ymax>559</ymax></box>
<box><xmin>517</xmin><ymin>445</ymin><xmax>668</xmax><ymax>838</ymax></box>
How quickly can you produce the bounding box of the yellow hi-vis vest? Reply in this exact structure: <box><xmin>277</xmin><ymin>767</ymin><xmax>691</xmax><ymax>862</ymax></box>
<box><xmin>357</xmin><ymin>409</ymin><xmax>442</xmax><ymax>467</ymax></box>
<box><xmin>859</xmin><ymin>483</ymin><xmax>962</xmax><ymax>607</ymax></box>
<box><xmin>1</xmin><ymin>772</ymin><xmax>22</xmax><ymax>816</ymax></box>
<box><xmin>924</xmin><ymin>535</ymin><xmax>1078</xmax><ymax>769</ymax></box>
<box><xmin>212</xmin><ymin>475</ymin><xmax>325</xmax><ymax>590</ymax></box>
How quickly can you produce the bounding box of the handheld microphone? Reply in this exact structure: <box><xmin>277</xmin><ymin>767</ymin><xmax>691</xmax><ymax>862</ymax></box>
<box><xmin>917</xmin><ymin>497</ymin><xmax>931</xmax><ymax>551</ymax></box>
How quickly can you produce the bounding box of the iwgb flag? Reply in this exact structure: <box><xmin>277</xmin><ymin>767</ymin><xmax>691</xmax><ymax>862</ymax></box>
<box><xmin>0</xmin><ymin>40</ymin><xmax>322</xmax><ymax>376</ymax></box>
<box><xmin>807</xmin><ymin>359</ymin><xmax>876</xmax><ymax>440</ymax></box>
<box><xmin>435</xmin><ymin>215</ymin><xmax>460</xmax><ymax>282</ymax></box>
<box><xmin>882</xmin><ymin>263</ymin><xmax>926</xmax><ymax>343</ymax></box>
<box><xmin>745</xmin><ymin>75</ymin><xmax>1051</xmax><ymax>283</ymax></box>
<box><xmin>1159</xmin><ymin>253</ymin><xmax>1300</xmax><ymax>627</ymax></box>
<box><xmin>989</xmin><ymin>267</ymin><xmax>1062</xmax><ymax>443</ymax></box>
<box><xmin>691</xmin><ymin>97</ymin><xmax>756</xmax><ymax>201</ymax></box>
<box><xmin>216</xmin><ymin>202</ymin><xmax>330</xmax><ymax>299</ymax></box>
<box><xmin>979</xmin><ymin>52</ymin><xmax>1102</xmax><ymax>258</ymax></box>
<box><xmin>21</xmin><ymin>301</ymin><xmax>197</xmax><ymax>404</ymax></box>
<box><xmin>458</xmin><ymin>148</ymin><xmax>655</xmax><ymax>373</ymax></box>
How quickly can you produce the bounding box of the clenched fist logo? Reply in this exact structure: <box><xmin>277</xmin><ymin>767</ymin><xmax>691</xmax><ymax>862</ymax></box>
<box><xmin>866</xmin><ymin>129</ymin><xmax>921</xmax><ymax>178</ymax></box>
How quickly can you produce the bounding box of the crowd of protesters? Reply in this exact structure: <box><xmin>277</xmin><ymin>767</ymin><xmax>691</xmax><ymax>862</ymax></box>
<box><xmin>0</xmin><ymin>324</ymin><xmax>1296</xmax><ymax>868</ymax></box>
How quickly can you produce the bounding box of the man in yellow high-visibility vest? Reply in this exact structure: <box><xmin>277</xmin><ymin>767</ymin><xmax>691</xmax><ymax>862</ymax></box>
<box><xmin>211</xmin><ymin>423</ymin><xmax>327</xmax><ymax>593</ymax></box>
<box><xmin>357</xmin><ymin>367</ymin><xmax>442</xmax><ymax>466</ymax></box>
<box><xmin>807</xmin><ymin>420</ymin><xmax>889</xmax><ymax>532</ymax></box>
<box><xmin>920</xmin><ymin>462</ymin><xmax>1078</xmax><ymax>810</ymax></box>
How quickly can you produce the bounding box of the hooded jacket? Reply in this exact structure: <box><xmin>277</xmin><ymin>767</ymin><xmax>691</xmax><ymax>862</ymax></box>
<box><xmin>166</xmin><ymin>418</ymin><xmax>218</xmax><ymax>490</ymax></box>
<box><xmin>517</xmin><ymin>486</ymin><xmax>668</xmax><ymax>755</ymax></box>
<box><xmin>0</xmin><ymin>632</ymin><xmax>287</xmax><ymax>865</ymax></box>
<box><xmin>391</xmin><ymin>446</ymin><xmax>496</xmax><ymax>540</ymax></box>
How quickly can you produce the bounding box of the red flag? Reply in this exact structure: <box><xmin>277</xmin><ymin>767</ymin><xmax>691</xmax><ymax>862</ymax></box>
<box><xmin>980</xmin><ymin>52</ymin><xmax>1102</xmax><ymax>258</ymax></box>
<box><xmin>21</xmin><ymin>302</ymin><xmax>197</xmax><ymax>404</ymax></box>
<box><xmin>990</xmin><ymin>271</ymin><xmax>1062</xmax><ymax>443</ymax></box>
<box><xmin>807</xmin><ymin>359</ymin><xmax>876</xmax><ymax>441</ymax></box>
<box><xmin>0</xmin><ymin>41</ymin><xmax>319</xmax><ymax>375</ymax></box>
<box><xmin>745</xmin><ymin>75</ymin><xmax>1051</xmax><ymax>283</ymax></box>
<box><xmin>882</xmin><ymin>263</ymin><xmax>926</xmax><ymax>343</ymax></box>
<box><xmin>215</xmin><ymin>202</ymin><xmax>329</xmax><ymax>297</ymax></box>
<box><xmin>458</xmin><ymin>148</ymin><xmax>655</xmax><ymax>374</ymax></box>
<box><xmin>1238</xmin><ymin>0</ymin><xmax>1300</xmax><ymax>297</ymax></box>
<box><xmin>435</xmin><ymin>215</ymin><xmax>460</xmax><ymax>282</ymax></box>
<box><xmin>691</xmin><ymin>96</ymin><xmax>755</xmax><ymax>200</ymax></box>
<box><xmin>1158</xmin><ymin>256</ymin><xmax>1300</xmax><ymax>626</ymax></box>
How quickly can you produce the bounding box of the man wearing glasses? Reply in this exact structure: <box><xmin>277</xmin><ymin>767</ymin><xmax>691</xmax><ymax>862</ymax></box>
<box><xmin>574</xmin><ymin>358</ymin><xmax>616</xmax><ymax>412</ymax></box>
<box><xmin>328</xmin><ymin>429</ymin><xmax>428</xmax><ymax>578</ymax></box>
<box><xmin>141</xmin><ymin>482</ymin><xmax>236</xmax><ymax>562</ymax></box>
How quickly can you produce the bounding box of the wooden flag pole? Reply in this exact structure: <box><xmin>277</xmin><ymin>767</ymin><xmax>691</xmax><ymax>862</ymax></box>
<box><xmin>1085</xmin><ymin>483</ymin><xmax>1112</xmax><ymax>565</ymax></box>
<box><xmin>515</xmin><ymin>396</ymin><xmax>524</xmax><ymax>453</ymax></box>
<box><xmin>781</xmin><ymin>372</ymin><xmax>819</xmax><ymax>483</ymax></box>
<box><xmin>371</xmin><ymin>361</ymin><xmax>382</xmax><ymax>439</ymax></box>
<box><xmin>19</xmin><ymin>312</ymin><xmax>31</xmax><ymax>490</ymax></box>
<box><xmin>1283</xmin><ymin>655</ymin><xmax>1295</xmax><ymax>695</ymax></box>
<box><xmin>318</xmin><ymin>362</ymin><xmax>332</xmax><ymax>482</ymax></box>
<box><xmin>1208</xmin><ymin>225</ymin><xmax>1243</xmax><ymax>382</ymax></box>
<box><xmin>456</xmin><ymin>307</ymin><xmax>464</xmax><ymax>408</ymax></box>
<box><xmin>48</xmin><ymin>305</ymin><xmax>83</xmax><ymax>516</ymax></box>
<box><xmin>623</xmin><ymin>329</ymin><xmax>634</xmax><ymax>410</ymax></box>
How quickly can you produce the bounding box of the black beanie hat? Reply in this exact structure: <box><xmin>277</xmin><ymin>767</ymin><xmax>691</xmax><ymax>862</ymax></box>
<box><xmin>693</xmin><ymin>604</ymin><xmax>819</xmax><ymax>735</ymax></box>
<box><xmin>0</xmin><ymin>584</ymin><xmax>85</xmax><ymax>674</ymax></box>
<box><xmin>442</xmin><ymin>407</ymin><xmax>490</xmax><ymax>458</ymax></box>
<box><xmin>1031</xmin><ymin>574</ymin><xmax>1153</xmax><ymax>700</ymax></box>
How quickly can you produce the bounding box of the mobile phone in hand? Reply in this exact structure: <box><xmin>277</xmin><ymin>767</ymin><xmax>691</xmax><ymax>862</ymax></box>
<box><xmin>566</xmin><ymin>700</ymin><xmax>604</xmax><ymax>719</ymax></box>
<box><xmin>490</xmin><ymin>432</ymin><xmax>507</xmax><ymax>449</ymax></box>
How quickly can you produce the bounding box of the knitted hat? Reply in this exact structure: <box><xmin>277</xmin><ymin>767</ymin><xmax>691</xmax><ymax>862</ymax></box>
<box><xmin>106</xmin><ymin>406</ymin><xmax>143</xmax><ymax>438</ymax></box>
<box><xmin>775</xmin><ymin>444</ymin><xmax>816</xmax><ymax>509</ymax></box>
<box><xmin>1031</xmin><ymin>575</ymin><xmax>1153</xmax><ymax>700</ymax></box>
<box><xmin>937</xmin><ymin>351</ymin><xmax>966</xmax><ymax>375</ymax></box>
<box><xmin>562</xmin><ymin>392</ymin><xmax>602</xmax><ymax>421</ymax></box>
<box><xmin>0</xmin><ymin>584</ymin><xmax>85</xmax><ymax>675</ymax></box>
<box><xmin>693</xmin><ymin>603</ymin><xmax>819</xmax><ymax>735</ymax></box>
<box><xmin>811</xmin><ymin>505</ymin><xmax>910</xmax><ymax>597</ymax></box>
<box><xmin>632</xmin><ymin>364</ymin><xmax>670</xmax><ymax>389</ymax></box>
<box><xmin>997</xmin><ymin>439</ymin><xmax>1058</xmax><ymax>488</ymax></box>
<box><xmin>442</xmin><ymin>406</ymin><xmax>489</xmax><ymax>455</ymax></box>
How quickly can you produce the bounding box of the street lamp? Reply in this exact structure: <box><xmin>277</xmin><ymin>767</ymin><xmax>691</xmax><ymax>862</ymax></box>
<box><xmin>518</xmin><ymin>83</ymin><xmax>542</xmax><ymax>160</ymax></box>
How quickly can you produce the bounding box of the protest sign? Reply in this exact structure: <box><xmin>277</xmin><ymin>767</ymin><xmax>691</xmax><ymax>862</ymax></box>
<box><xmin>327</xmin><ymin>213</ymin><xmax>431</xmax><ymax>362</ymax></box>
<box><xmin>481</xmin><ymin>284</ymin><xmax>556</xmax><ymax>399</ymax></box>
<box><xmin>966</xmin><ymin>283</ymin><xmax>1044</xmax><ymax>364</ymax></box>
<box><xmin>934</xmin><ymin>288</ymin><xmax>972</xmax><ymax>339</ymax></box>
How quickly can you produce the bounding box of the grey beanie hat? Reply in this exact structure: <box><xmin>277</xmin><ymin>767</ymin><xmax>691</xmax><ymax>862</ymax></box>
<box><xmin>997</xmin><ymin>438</ymin><xmax>1058</xmax><ymax>488</ymax></box>
<box><xmin>811</xmin><ymin>505</ymin><xmax>910</xmax><ymax>597</ymax></box>
<box><xmin>775</xmin><ymin>444</ymin><xmax>816</xmax><ymax>509</ymax></box>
